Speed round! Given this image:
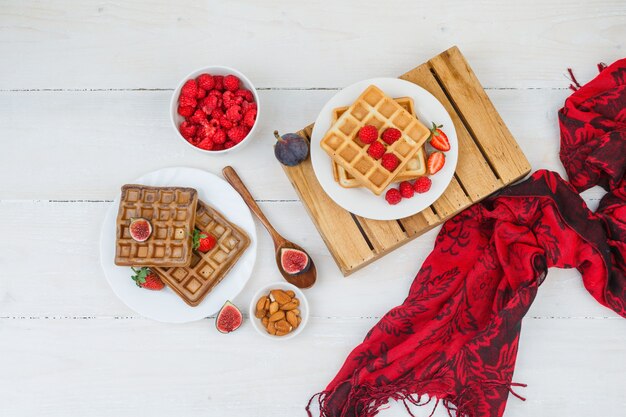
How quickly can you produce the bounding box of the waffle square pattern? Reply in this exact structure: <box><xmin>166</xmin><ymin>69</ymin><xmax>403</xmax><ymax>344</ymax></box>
<box><xmin>331</xmin><ymin>96</ymin><xmax>427</xmax><ymax>188</ymax></box>
<box><xmin>114</xmin><ymin>185</ymin><xmax>198</xmax><ymax>267</ymax></box>
<box><xmin>154</xmin><ymin>201</ymin><xmax>250</xmax><ymax>307</ymax></box>
<box><xmin>320</xmin><ymin>85</ymin><xmax>430</xmax><ymax>195</ymax></box>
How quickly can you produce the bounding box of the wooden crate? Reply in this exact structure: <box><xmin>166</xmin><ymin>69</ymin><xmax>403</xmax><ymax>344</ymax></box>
<box><xmin>281</xmin><ymin>46</ymin><xmax>531</xmax><ymax>276</ymax></box>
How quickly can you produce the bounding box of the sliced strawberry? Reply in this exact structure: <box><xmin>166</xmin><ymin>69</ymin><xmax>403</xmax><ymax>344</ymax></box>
<box><xmin>428</xmin><ymin>123</ymin><xmax>450</xmax><ymax>151</ymax></box>
<box><xmin>427</xmin><ymin>151</ymin><xmax>446</xmax><ymax>175</ymax></box>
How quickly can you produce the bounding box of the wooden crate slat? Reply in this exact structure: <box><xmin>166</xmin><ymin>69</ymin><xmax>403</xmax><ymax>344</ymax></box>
<box><xmin>354</xmin><ymin>216</ymin><xmax>407</xmax><ymax>253</ymax></box>
<box><xmin>282</xmin><ymin>46</ymin><xmax>530</xmax><ymax>276</ymax></box>
<box><xmin>429</xmin><ymin>47</ymin><xmax>531</xmax><ymax>183</ymax></box>
<box><xmin>399</xmin><ymin>207</ymin><xmax>439</xmax><ymax>237</ymax></box>
<box><xmin>400</xmin><ymin>64</ymin><xmax>503</xmax><ymax>201</ymax></box>
<box><xmin>430</xmin><ymin>176</ymin><xmax>471</xmax><ymax>218</ymax></box>
<box><xmin>282</xmin><ymin>128</ymin><xmax>377</xmax><ymax>274</ymax></box>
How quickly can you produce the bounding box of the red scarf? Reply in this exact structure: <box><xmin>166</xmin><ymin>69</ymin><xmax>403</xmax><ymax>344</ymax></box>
<box><xmin>307</xmin><ymin>59</ymin><xmax>626</xmax><ymax>417</ymax></box>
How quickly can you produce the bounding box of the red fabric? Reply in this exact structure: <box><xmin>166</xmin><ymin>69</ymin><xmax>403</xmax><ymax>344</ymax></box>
<box><xmin>307</xmin><ymin>59</ymin><xmax>626</xmax><ymax>417</ymax></box>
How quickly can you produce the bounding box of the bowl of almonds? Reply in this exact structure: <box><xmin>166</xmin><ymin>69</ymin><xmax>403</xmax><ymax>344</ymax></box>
<box><xmin>249</xmin><ymin>282</ymin><xmax>309</xmax><ymax>339</ymax></box>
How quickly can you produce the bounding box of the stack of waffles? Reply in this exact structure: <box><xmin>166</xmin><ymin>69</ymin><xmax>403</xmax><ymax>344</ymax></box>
<box><xmin>321</xmin><ymin>85</ymin><xmax>431</xmax><ymax>194</ymax></box>
<box><xmin>114</xmin><ymin>184</ymin><xmax>250</xmax><ymax>307</ymax></box>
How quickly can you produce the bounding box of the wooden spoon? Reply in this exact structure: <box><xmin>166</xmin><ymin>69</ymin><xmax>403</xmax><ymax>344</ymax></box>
<box><xmin>222</xmin><ymin>166</ymin><xmax>316</xmax><ymax>289</ymax></box>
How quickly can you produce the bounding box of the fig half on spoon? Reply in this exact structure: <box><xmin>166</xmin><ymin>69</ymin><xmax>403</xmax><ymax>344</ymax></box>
<box><xmin>222</xmin><ymin>166</ymin><xmax>316</xmax><ymax>289</ymax></box>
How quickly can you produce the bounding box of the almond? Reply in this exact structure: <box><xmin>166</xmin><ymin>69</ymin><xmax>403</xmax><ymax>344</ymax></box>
<box><xmin>256</xmin><ymin>296</ymin><xmax>267</xmax><ymax>312</ymax></box>
<box><xmin>267</xmin><ymin>321</ymin><xmax>276</xmax><ymax>335</ymax></box>
<box><xmin>271</xmin><ymin>290</ymin><xmax>292</xmax><ymax>305</ymax></box>
<box><xmin>261</xmin><ymin>317</ymin><xmax>269</xmax><ymax>327</ymax></box>
<box><xmin>275</xmin><ymin>330</ymin><xmax>290</xmax><ymax>336</ymax></box>
<box><xmin>269</xmin><ymin>301</ymin><xmax>279</xmax><ymax>315</ymax></box>
<box><xmin>286</xmin><ymin>290</ymin><xmax>295</xmax><ymax>298</ymax></box>
<box><xmin>268</xmin><ymin>311</ymin><xmax>285</xmax><ymax>322</ymax></box>
<box><xmin>263</xmin><ymin>298</ymin><xmax>270</xmax><ymax>310</ymax></box>
<box><xmin>275</xmin><ymin>319</ymin><xmax>292</xmax><ymax>333</ymax></box>
<box><xmin>255</xmin><ymin>309</ymin><xmax>265</xmax><ymax>319</ymax></box>
<box><xmin>292</xmin><ymin>308</ymin><xmax>300</xmax><ymax>316</ymax></box>
<box><xmin>280</xmin><ymin>300</ymin><xmax>299</xmax><ymax>311</ymax></box>
<box><xmin>286</xmin><ymin>310</ymin><xmax>298</xmax><ymax>328</ymax></box>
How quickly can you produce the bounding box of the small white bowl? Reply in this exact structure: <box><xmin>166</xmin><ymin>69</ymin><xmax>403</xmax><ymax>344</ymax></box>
<box><xmin>249</xmin><ymin>282</ymin><xmax>309</xmax><ymax>340</ymax></box>
<box><xmin>169</xmin><ymin>66</ymin><xmax>260</xmax><ymax>154</ymax></box>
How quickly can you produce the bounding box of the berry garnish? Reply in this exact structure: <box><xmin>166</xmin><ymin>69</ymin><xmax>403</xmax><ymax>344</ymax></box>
<box><xmin>381</xmin><ymin>153</ymin><xmax>400</xmax><ymax>172</ymax></box>
<box><xmin>399</xmin><ymin>181</ymin><xmax>414</xmax><ymax>198</ymax></box>
<box><xmin>427</xmin><ymin>151</ymin><xmax>446</xmax><ymax>175</ymax></box>
<box><xmin>414</xmin><ymin>177</ymin><xmax>432</xmax><ymax>193</ymax></box>
<box><xmin>358</xmin><ymin>125</ymin><xmax>378</xmax><ymax>144</ymax></box>
<box><xmin>428</xmin><ymin>123</ymin><xmax>450</xmax><ymax>151</ymax></box>
<box><xmin>223</xmin><ymin>75</ymin><xmax>241</xmax><ymax>92</ymax></box>
<box><xmin>131</xmin><ymin>267</ymin><xmax>164</xmax><ymax>291</ymax></box>
<box><xmin>367</xmin><ymin>141</ymin><xmax>386</xmax><ymax>159</ymax></box>
<box><xmin>385</xmin><ymin>188</ymin><xmax>402</xmax><ymax>205</ymax></box>
<box><xmin>381</xmin><ymin>128</ymin><xmax>401</xmax><ymax>145</ymax></box>
<box><xmin>193</xmin><ymin>229</ymin><xmax>217</xmax><ymax>253</ymax></box>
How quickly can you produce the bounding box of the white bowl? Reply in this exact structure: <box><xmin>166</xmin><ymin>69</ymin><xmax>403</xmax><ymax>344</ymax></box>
<box><xmin>169</xmin><ymin>66</ymin><xmax>260</xmax><ymax>154</ymax></box>
<box><xmin>249</xmin><ymin>282</ymin><xmax>309</xmax><ymax>340</ymax></box>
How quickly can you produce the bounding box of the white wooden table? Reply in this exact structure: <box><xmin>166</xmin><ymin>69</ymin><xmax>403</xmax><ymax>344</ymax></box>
<box><xmin>1</xmin><ymin>1</ymin><xmax>625</xmax><ymax>416</ymax></box>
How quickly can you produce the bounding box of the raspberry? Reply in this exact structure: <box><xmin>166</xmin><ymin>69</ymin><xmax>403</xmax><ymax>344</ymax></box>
<box><xmin>208</xmin><ymin>89</ymin><xmax>223</xmax><ymax>98</ymax></box>
<box><xmin>179</xmin><ymin>94</ymin><xmax>197</xmax><ymax>108</ymax></box>
<box><xmin>197</xmin><ymin>138</ymin><xmax>214</xmax><ymax>150</ymax></box>
<box><xmin>224</xmin><ymin>140</ymin><xmax>236</xmax><ymax>149</ymax></box>
<box><xmin>196</xmin><ymin>88</ymin><xmax>206</xmax><ymax>99</ymax></box>
<box><xmin>226</xmin><ymin>105</ymin><xmax>243</xmax><ymax>122</ymax></box>
<box><xmin>196</xmin><ymin>125</ymin><xmax>215</xmax><ymax>142</ymax></box>
<box><xmin>213</xmin><ymin>143</ymin><xmax>225</xmax><ymax>151</ymax></box>
<box><xmin>227</xmin><ymin>125</ymin><xmax>249</xmax><ymax>143</ymax></box>
<box><xmin>220</xmin><ymin>117</ymin><xmax>233</xmax><ymax>129</ymax></box>
<box><xmin>367</xmin><ymin>141</ymin><xmax>385</xmax><ymax>159</ymax></box>
<box><xmin>211</xmin><ymin>108</ymin><xmax>224</xmax><ymax>120</ymax></box>
<box><xmin>222</xmin><ymin>91</ymin><xmax>237</xmax><ymax>108</ymax></box>
<box><xmin>213</xmin><ymin>75</ymin><xmax>224</xmax><ymax>91</ymax></box>
<box><xmin>243</xmin><ymin>109</ymin><xmax>256</xmax><ymax>127</ymax></box>
<box><xmin>385</xmin><ymin>188</ymin><xmax>402</xmax><ymax>205</ymax></box>
<box><xmin>179</xmin><ymin>121</ymin><xmax>197</xmax><ymax>140</ymax></box>
<box><xmin>399</xmin><ymin>181</ymin><xmax>414</xmax><ymax>198</ymax></box>
<box><xmin>358</xmin><ymin>125</ymin><xmax>378</xmax><ymax>144</ymax></box>
<box><xmin>242</xmin><ymin>101</ymin><xmax>257</xmax><ymax>113</ymax></box>
<box><xmin>199</xmin><ymin>95</ymin><xmax>219</xmax><ymax>114</ymax></box>
<box><xmin>382</xmin><ymin>128</ymin><xmax>401</xmax><ymax>145</ymax></box>
<box><xmin>213</xmin><ymin>128</ymin><xmax>227</xmax><ymax>144</ymax></box>
<box><xmin>197</xmin><ymin>74</ymin><xmax>215</xmax><ymax>90</ymax></box>
<box><xmin>177</xmin><ymin>105</ymin><xmax>194</xmax><ymax>117</ymax></box>
<box><xmin>190</xmin><ymin>109</ymin><xmax>208</xmax><ymax>125</ymax></box>
<box><xmin>414</xmin><ymin>177</ymin><xmax>432</xmax><ymax>193</ymax></box>
<box><xmin>235</xmin><ymin>89</ymin><xmax>254</xmax><ymax>102</ymax></box>
<box><xmin>381</xmin><ymin>153</ymin><xmax>400</xmax><ymax>172</ymax></box>
<box><xmin>223</xmin><ymin>74</ymin><xmax>240</xmax><ymax>92</ymax></box>
<box><xmin>180</xmin><ymin>79</ymin><xmax>198</xmax><ymax>97</ymax></box>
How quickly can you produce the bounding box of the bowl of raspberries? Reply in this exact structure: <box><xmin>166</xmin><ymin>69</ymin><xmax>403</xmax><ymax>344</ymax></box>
<box><xmin>170</xmin><ymin>66</ymin><xmax>259</xmax><ymax>153</ymax></box>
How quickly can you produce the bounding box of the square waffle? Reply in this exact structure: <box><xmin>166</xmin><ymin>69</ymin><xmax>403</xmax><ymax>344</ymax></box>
<box><xmin>153</xmin><ymin>200</ymin><xmax>250</xmax><ymax>307</ymax></box>
<box><xmin>320</xmin><ymin>84</ymin><xmax>431</xmax><ymax>195</ymax></box>
<box><xmin>331</xmin><ymin>97</ymin><xmax>427</xmax><ymax>188</ymax></box>
<box><xmin>114</xmin><ymin>185</ymin><xmax>198</xmax><ymax>267</ymax></box>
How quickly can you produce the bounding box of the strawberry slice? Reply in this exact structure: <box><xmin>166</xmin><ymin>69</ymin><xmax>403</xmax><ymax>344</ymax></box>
<box><xmin>427</xmin><ymin>151</ymin><xmax>446</xmax><ymax>175</ymax></box>
<box><xmin>428</xmin><ymin>123</ymin><xmax>450</xmax><ymax>151</ymax></box>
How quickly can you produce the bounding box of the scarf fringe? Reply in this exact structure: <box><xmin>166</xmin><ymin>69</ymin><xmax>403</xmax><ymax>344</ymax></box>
<box><xmin>306</xmin><ymin>375</ymin><xmax>527</xmax><ymax>417</ymax></box>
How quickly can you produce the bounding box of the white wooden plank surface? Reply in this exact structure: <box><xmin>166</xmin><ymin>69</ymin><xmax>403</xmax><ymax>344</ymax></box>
<box><xmin>0</xmin><ymin>0</ymin><xmax>624</xmax><ymax>89</ymax></box>
<box><xmin>1</xmin><ymin>1</ymin><xmax>625</xmax><ymax>416</ymax></box>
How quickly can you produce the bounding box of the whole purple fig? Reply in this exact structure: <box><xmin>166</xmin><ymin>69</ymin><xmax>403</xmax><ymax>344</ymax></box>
<box><xmin>274</xmin><ymin>130</ymin><xmax>309</xmax><ymax>167</ymax></box>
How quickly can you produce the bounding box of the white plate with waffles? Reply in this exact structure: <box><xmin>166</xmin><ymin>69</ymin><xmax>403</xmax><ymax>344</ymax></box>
<box><xmin>310</xmin><ymin>78</ymin><xmax>458</xmax><ymax>220</ymax></box>
<box><xmin>99</xmin><ymin>167</ymin><xmax>257</xmax><ymax>323</ymax></box>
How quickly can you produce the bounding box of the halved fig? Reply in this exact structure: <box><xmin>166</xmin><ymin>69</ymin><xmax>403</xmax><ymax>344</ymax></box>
<box><xmin>129</xmin><ymin>218</ymin><xmax>152</xmax><ymax>242</ymax></box>
<box><xmin>216</xmin><ymin>301</ymin><xmax>243</xmax><ymax>334</ymax></box>
<box><xmin>280</xmin><ymin>248</ymin><xmax>310</xmax><ymax>275</ymax></box>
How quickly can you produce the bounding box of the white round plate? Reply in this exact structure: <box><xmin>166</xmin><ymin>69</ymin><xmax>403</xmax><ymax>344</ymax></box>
<box><xmin>99</xmin><ymin>167</ymin><xmax>257</xmax><ymax>323</ymax></box>
<box><xmin>310</xmin><ymin>78</ymin><xmax>458</xmax><ymax>220</ymax></box>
